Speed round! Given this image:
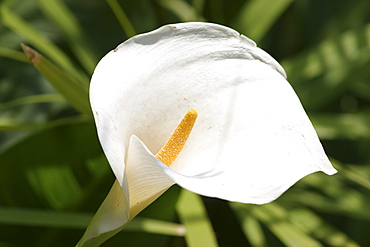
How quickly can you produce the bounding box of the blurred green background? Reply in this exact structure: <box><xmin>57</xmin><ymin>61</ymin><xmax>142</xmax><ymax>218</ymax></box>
<box><xmin>1</xmin><ymin>0</ymin><xmax>370</xmax><ymax>246</ymax></box>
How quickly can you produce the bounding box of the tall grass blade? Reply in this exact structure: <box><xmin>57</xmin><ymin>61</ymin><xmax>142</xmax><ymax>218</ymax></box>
<box><xmin>157</xmin><ymin>0</ymin><xmax>205</xmax><ymax>22</ymax></box>
<box><xmin>0</xmin><ymin>207</ymin><xmax>185</xmax><ymax>236</ymax></box>
<box><xmin>106</xmin><ymin>0</ymin><xmax>136</xmax><ymax>38</ymax></box>
<box><xmin>0</xmin><ymin>47</ymin><xmax>29</xmax><ymax>62</ymax></box>
<box><xmin>37</xmin><ymin>0</ymin><xmax>99</xmax><ymax>74</ymax></box>
<box><xmin>1</xmin><ymin>6</ymin><xmax>89</xmax><ymax>85</ymax></box>
<box><xmin>21</xmin><ymin>44</ymin><xmax>91</xmax><ymax>116</ymax></box>
<box><xmin>232</xmin><ymin>0</ymin><xmax>294</xmax><ymax>42</ymax></box>
<box><xmin>176</xmin><ymin>190</ymin><xmax>218</xmax><ymax>247</ymax></box>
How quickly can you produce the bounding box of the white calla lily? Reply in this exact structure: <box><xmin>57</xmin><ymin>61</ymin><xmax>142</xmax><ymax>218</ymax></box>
<box><xmin>77</xmin><ymin>22</ymin><xmax>337</xmax><ymax>246</ymax></box>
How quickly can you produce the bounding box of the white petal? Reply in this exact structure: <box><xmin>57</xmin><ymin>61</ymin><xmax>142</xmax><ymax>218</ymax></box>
<box><xmin>77</xmin><ymin>136</ymin><xmax>175</xmax><ymax>246</ymax></box>
<box><xmin>125</xmin><ymin>135</ymin><xmax>175</xmax><ymax>218</ymax></box>
<box><xmin>131</xmin><ymin>129</ymin><xmax>333</xmax><ymax>205</ymax></box>
<box><xmin>90</xmin><ymin>22</ymin><xmax>336</xmax><ymax>203</ymax></box>
<box><xmin>90</xmin><ymin>22</ymin><xmax>289</xmax><ymax>185</ymax></box>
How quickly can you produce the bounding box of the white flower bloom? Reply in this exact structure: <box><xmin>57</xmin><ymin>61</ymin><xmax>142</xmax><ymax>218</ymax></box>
<box><xmin>77</xmin><ymin>22</ymin><xmax>337</xmax><ymax>246</ymax></box>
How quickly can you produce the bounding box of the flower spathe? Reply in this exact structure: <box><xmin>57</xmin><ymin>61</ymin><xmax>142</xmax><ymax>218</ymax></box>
<box><xmin>77</xmin><ymin>22</ymin><xmax>337</xmax><ymax>246</ymax></box>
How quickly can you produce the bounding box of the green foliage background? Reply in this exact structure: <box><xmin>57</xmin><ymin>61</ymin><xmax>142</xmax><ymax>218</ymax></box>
<box><xmin>1</xmin><ymin>0</ymin><xmax>370</xmax><ymax>246</ymax></box>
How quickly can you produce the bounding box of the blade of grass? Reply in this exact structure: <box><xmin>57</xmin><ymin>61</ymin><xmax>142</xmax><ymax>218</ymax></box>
<box><xmin>290</xmin><ymin>173</ymin><xmax>370</xmax><ymax>220</ymax></box>
<box><xmin>284</xmin><ymin>190</ymin><xmax>370</xmax><ymax>220</ymax></box>
<box><xmin>209</xmin><ymin>0</ymin><xmax>224</xmax><ymax>23</ymax></box>
<box><xmin>290</xmin><ymin>208</ymin><xmax>359</xmax><ymax>246</ymax></box>
<box><xmin>230</xmin><ymin>205</ymin><xmax>266</xmax><ymax>247</ymax></box>
<box><xmin>127</xmin><ymin>217</ymin><xmax>185</xmax><ymax>236</ymax></box>
<box><xmin>311</xmin><ymin>113</ymin><xmax>370</xmax><ymax>140</ymax></box>
<box><xmin>0</xmin><ymin>207</ymin><xmax>92</xmax><ymax>229</ymax></box>
<box><xmin>106</xmin><ymin>0</ymin><xmax>136</xmax><ymax>38</ymax></box>
<box><xmin>176</xmin><ymin>190</ymin><xmax>218</xmax><ymax>247</ymax></box>
<box><xmin>252</xmin><ymin>204</ymin><xmax>323</xmax><ymax>247</ymax></box>
<box><xmin>157</xmin><ymin>0</ymin><xmax>205</xmax><ymax>22</ymax></box>
<box><xmin>281</xmin><ymin>24</ymin><xmax>370</xmax><ymax>109</ymax></box>
<box><xmin>0</xmin><ymin>207</ymin><xmax>184</xmax><ymax>236</ymax></box>
<box><xmin>335</xmin><ymin>162</ymin><xmax>370</xmax><ymax>190</ymax></box>
<box><xmin>232</xmin><ymin>0</ymin><xmax>294</xmax><ymax>42</ymax></box>
<box><xmin>0</xmin><ymin>94</ymin><xmax>64</xmax><ymax>111</ymax></box>
<box><xmin>0</xmin><ymin>47</ymin><xmax>29</xmax><ymax>62</ymax></box>
<box><xmin>242</xmin><ymin>215</ymin><xmax>266</xmax><ymax>247</ymax></box>
<box><xmin>0</xmin><ymin>115</ymin><xmax>87</xmax><ymax>131</ymax></box>
<box><xmin>37</xmin><ymin>0</ymin><xmax>99</xmax><ymax>74</ymax></box>
<box><xmin>21</xmin><ymin>44</ymin><xmax>91</xmax><ymax>116</ymax></box>
<box><xmin>192</xmin><ymin>0</ymin><xmax>205</xmax><ymax>14</ymax></box>
<box><xmin>1</xmin><ymin>6</ymin><xmax>89</xmax><ymax>85</ymax></box>
<box><xmin>282</xmin><ymin>25</ymin><xmax>370</xmax><ymax>80</ymax></box>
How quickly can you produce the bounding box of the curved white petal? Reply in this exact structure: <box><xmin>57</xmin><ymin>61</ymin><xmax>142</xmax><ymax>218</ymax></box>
<box><xmin>90</xmin><ymin>22</ymin><xmax>336</xmax><ymax>204</ymax></box>
<box><xmin>78</xmin><ymin>136</ymin><xmax>175</xmax><ymax>246</ymax></box>
<box><xmin>125</xmin><ymin>135</ymin><xmax>175</xmax><ymax>218</ymax></box>
<box><xmin>129</xmin><ymin>129</ymin><xmax>331</xmax><ymax>205</ymax></box>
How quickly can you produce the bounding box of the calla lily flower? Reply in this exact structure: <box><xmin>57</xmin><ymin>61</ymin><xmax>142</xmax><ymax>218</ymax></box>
<box><xmin>77</xmin><ymin>22</ymin><xmax>337</xmax><ymax>246</ymax></box>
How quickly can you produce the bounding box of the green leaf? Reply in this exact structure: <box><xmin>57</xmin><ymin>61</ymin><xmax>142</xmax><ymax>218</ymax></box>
<box><xmin>37</xmin><ymin>0</ymin><xmax>99</xmax><ymax>74</ymax></box>
<box><xmin>106</xmin><ymin>0</ymin><xmax>137</xmax><ymax>38</ymax></box>
<box><xmin>21</xmin><ymin>44</ymin><xmax>91</xmax><ymax>116</ymax></box>
<box><xmin>0</xmin><ymin>206</ymin><xmax>185</xmax><ymax>236</ymax></box>
<box><xmin>311</xmin><ymin>113</ymin><xmax>370</xmax><ymax>140</ymax></box>
<box><xmin>231</xmin><ymin>207</ymin><xmax>266</xmax><ymax>247</ymax></box>
<box><xmin>192</xmin><ymin>0</ymin><xmax>205</xmax><ymax>15</ymax></box>
<box><xmin>0</xmin><ymin>116</ymin><xmax>88</xmax><ymax>131</ymax></box>
<box><xmin>286</xmin><ymin>171</ymin><xmax>370</xmax><ymax>221</ymax></box>
<box><xmin>289</xmin><ymin>208</ymin><xmax>358</xmax><ymax>247</ymax></box>
<box><xmin>126</xmin><ymin>217</ymin><xmax>185</xmax><ymax>236</ymax></box>
<box><xmin>282</xmin><ymin>23</ymin><xmax>370</xmax><ymax>109</ymax></box>
<box><xmin>1</xmin><ymin>6</ymin><xmax>89</xmax><ymax>85</ymax></box>
<box><xmin>0</xmin><ymin>46</ymin><xmax>29</xmax><ymax>62</ymax></box>
<box><xmin>0</xmin><ymin>121</ymin><xmax>107</xmax><ymax>209</ymax></box>
<box><xmin>232</xmin><ymin>0</ymin><xmax>294</xmax><ymax>42</ymax></box>
<box><xmin>232</xmin><ymin>203</ymin><xmax>323</xmax><ymax>247</ymax></box>
<box><xmin>335</xmin><ymin>162</ymin><xmax>370</xmax><ymax>191</ymax></box>
<box><xmin>0</xmin><ymin>94</ymin><xmax>64</xmax><ymax>110</ymax></box>
<box><xmin>157</xmin><ymin>0</ymin><xmax>205</xmax><ymax>22</ymax></box>
<box><xmin>0</xmin><ymin>207</ymin><xmax>93</xmax><ymax>229</ymax></box>
<box><xmin>176</xmin><ymin>190</ymin><xmax>218</xmax><ymax>247</ymax></box>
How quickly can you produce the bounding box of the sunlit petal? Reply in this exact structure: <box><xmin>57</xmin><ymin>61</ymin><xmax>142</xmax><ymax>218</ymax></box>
<box><xmin>130</xmin><ymin>127</ymin><xmax>335</xmax><ymax>205</ymax></box>
<box><xmin>90</xmin><ymin>22</ymin><xmax>291</xmax><ymax>186</ymax></box>
<box><xmin>125</xmin><ymin>135</ymin><xmax>175</xmax><ymax>218</ymax></box>
<box><xmin>77</xmin><ymin>135</ymin><xmax>175</xmax><ymax>246</ymax></box>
